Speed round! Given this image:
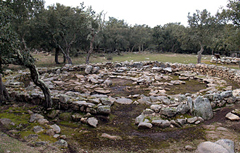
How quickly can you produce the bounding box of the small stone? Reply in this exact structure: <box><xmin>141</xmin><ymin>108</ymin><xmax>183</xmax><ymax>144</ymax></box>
<box><xmin>35</xmin><ymin>141</ymin><xmax>47</xmax><ymax>146</ymax></box>
<box><xmin>50</xmin><ymin>124</ymin><xmax>61</xmax><ymax>134</ymax></box>
<box><xmin>187</xmin><ymin>117</ymin><xmax>198</xmax><ymax>124</ymax></box>
<box><xmin>46</xmin><ymin>129</ymin><xmax>55</xmax><ymax>136</ymax></box>
<box><xmin>87</xmin><ymin>117</ymin><xmax>98</xmax><ymax>128</ymax></box>
<box><xmin>60</xmin><ymin>135</ymin><xmax>67</xmax><ymax>139</ymax></box>
<box><xmin>29</xmin><ymin>114</ymin><xmax>44</xmax><ymax>123</ymax></box>
<box><xmin>135</xmin><ymin>114</ymin><xmax>145</xmax><ymax>125</ymax></box>
<box><xmin>138</xmin><ymin>122</ymin><xmax>152</xmax><ymax>129</ymax></box>
<box><xmin>53</xmin><ymin>134</ymin><xmax>60</xmax><ymax>138</ymax></box>
<box><xmin>33</xmin><ymin>126</ymin><xmax>44</xmax><ymax>133</ymax></box>
<box><xmin>101</xmin><ymin>133</ymin><xmax>122</xmax><ymax>140</ymax></box>
<box><xmin>38</xmin><ymin>118</ymin><xmax>49</xmax><ymax>125</ymax></box>
<box><xmin>185</xmin><ymin>145</ymin><xmax>194</xmax><ymax>151</ymax></box>
<box><xmin>54</xmin><ymin>139</ymin><xmax>68</xmax><ymax>148</ymax></box>
<box><xmin>216</xmin><ymin>127</ymin><xmax>228</xmax><ymax>131</ymax></box>
<box><xmin>226</xmin><ymin>112</ymin><xmax>240</xmax><ymax>121</ymax></box>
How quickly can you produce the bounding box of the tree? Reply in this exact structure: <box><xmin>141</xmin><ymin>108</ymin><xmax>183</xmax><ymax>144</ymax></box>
<box><xmin>86</xmin><ymin>7</ymin><xmax>106</xmax><ymax>64</ymax></box>
<box><xmin>0</xmin><ymin>1</ymin><xmax>52</xmax><ymax>108</ymax></box>
<box><xmin>7</xmin><ymin>0</ymin><xmax>45</xmax><ymax>50</ymax></box>
<box><xmin>188</xmin><ymin>9</ymin><xmax>215</xmax><ymax>63</ymax></box>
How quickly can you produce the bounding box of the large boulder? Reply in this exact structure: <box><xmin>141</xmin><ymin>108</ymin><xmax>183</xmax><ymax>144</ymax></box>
<box><xmin>196</xmin><ymin>139</ymin><xmax>234</xmax><ymax>153</ymax></box>
<box><xmin>193</xmin><ymin>96</ymin><xmax>213</xmax><ymax>120</ymax></box>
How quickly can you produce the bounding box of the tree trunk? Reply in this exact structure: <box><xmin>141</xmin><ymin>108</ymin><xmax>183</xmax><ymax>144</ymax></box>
<box><xmin>66</xmin><ymin>54</ymin><xmax>72</xmax><ymax>64</ymax></box>
<box><xmin>0</xmin><ymin>74</ymin><xmax>3</xmax><ymax>103</ymax></box>
<box><xmin>197</xmin><ymin>42</ymin><xmax>204</xmax><ymax>63</ymax></box>
<box><xmin>55</xmin><ymin>47</ymin><xmax>60</xmax><ymax>64</ymax></box>
<box><xmin>86</xmin><ymin>31</ymin><xmax>95</xmax><ymax>64</ymax></box>
<box><xmin>27</xmin><ymin>64</ymin><xmax>52</xmax><ymax>108</ymax></box>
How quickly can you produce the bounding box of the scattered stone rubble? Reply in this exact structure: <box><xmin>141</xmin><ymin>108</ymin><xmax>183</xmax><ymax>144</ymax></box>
<box><xmin>210</xmin><ymin>56</ymin><xmax>240</xmax><ymax>65</ymax></box>
<box><xmin>3</xmin><ymin>61</ymin><xmax>240</xmax><ymax>130</ymax></box>
<box><xmin>2</xmin><ymin>61</ymin><xmax>240</xmax><ymax>152</ymax></box>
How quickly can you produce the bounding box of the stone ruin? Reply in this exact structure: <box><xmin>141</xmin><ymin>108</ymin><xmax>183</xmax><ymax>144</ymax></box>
<box><xmin>210</xmin><ymin>55</ymin><xmax>240</xmax><ymax>65</ymax></box>
<box><xmin>3</xmin><ymin>61</ymin><xmax>240</xmax><ymax>129</ymax></box>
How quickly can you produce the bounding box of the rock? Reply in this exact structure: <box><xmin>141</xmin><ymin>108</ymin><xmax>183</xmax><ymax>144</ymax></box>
<box><xmin>54</xmin><ymin>139</ymin><xmax>68</xmax><ymax>148</ymax></box>
<box><xmin>50</xmin><ymin>124</ymin><xmax>61</xmax><ymax>134</ymax></box>
<box><xmin>170</xmin><ymin>120</ymin><xmax>181</xmax><ymax>128</ymax></box>
<box><xmin>53</xmin><ymin>134</ymin><xmax>60</xmax><ymax>138</ymax></box>
<box><xmin>138</xmin><ymin>122</ymin><xmax>152</xmax><ymax>129</ymax></box>
<box><xmin>47</xmin><ymin>110</ymin><xmax>60</xmax><ymax>119</ymax></box>
<box><xmin>94</xmin><ymin>88</ymin><xmax>111</xmax><ymax>94</ymax></box>
<box><xmin>215</xmin><ymin>139</ymin><xmax>235</xmax><ymax>153</ymax></box>
<box><xmin>103</xmin><ymin>79</ymin><xmax>112</xmax><ymax>86</ymax></box>
<box><xmin>71</xmin><ymin>113</ymin><xmax>83</xmax><ymax>122</ymax></box>
<box><xmin>187</xmin><ymin>97</ymin><xmax>193</xmax><ymax>112</ymax></box>
<box><xmin>160</xmin><ymin>107</ymin><xmax>177</xmax><ymax>117</ymax></box>
<box><xmin>177</xmin><ymin>103</ymin><xmax>190</xmax><ymax>114</ymax></box>
<box><xmin>0</xmin><ymin>118</ymin><xmax>15</xmax><ymax>127</ymax></box>
<box><xmin>59</xmin><ymin>95</ymin><xmax>69</xmax><ymax>103</ymax></box>
<box><xmin>185</xmin><ymin>145</ymin><xmax>195</xmax><ymax>151</ymax></box>
<box><xmin>46</xmin><ymin>129</ymin><xmax>55</xmax><ymax>136</ymax></box>
<box><xmin>226</xmin><ymin>97</ymin><xmax>237</xmax><ymax>104</ymax></box>
<box><xmin>142</xmin><ymin>109</ymin><xmax>154</xmax><ymax>115</ymax></box>
<box><xmin>193</xmin><ymin>96</ymin><xmax>213</xmax><ymax>120</ymax></box>
<box><xmin>92</xmin><ymin>66</ymin><xmax>100</xmax><ymax>74</ymax></box>
<box><xmin>101</xmin><ymin>133</ymin><xmax>122</xmax><ymax>140</ymax></box>
<box><xmin>135</xmin><ymin>114</ymin><xmax>145</xmax><ymax>125</ymax></box>
<box><xmin>85</xmin><ymin>65</ymin><xmax>93</xmax><ymax>74</ymax></box>
<box><xmin>33</xmin><ymin>126</ymin><xmax>44</xmax><ymax>133</ymax></box>
<box><xmin>157</xmin><ymin>96</ymin><xmax>171</xmax><ymax>105</ymax></box>
<box><xmin>87</xmin><ymin>117</ymin><xmax>98</xmax><ymax>128</ymax></box>
<box><xmin>116</xmin><ymin>97</ymin><xmax>133</xmax><ymax>104</ymax></box>
<box><xmin>221</xmin><ymin>90</ymin><xmax>232</xmax><ymax>98</ymax></box>
<box><xmin>42</xmin><ymin>146</ymin><xmax>60</xmax><ymax>153</ymax></box>
<box><xmin>232</xmin><ymin>109</ymin><xmax>240</xmax><ymax>116</ymax></box>
<box><xmin>176</xmin><ymin>119</ymin><xmax>186</xmax><ymax>126</ymax></box>
<box><xmin>150</xmin><ymin>105</ymin><xmax>161</xmax><ymax>113</ymax></box>
<box><xmin>100</xmin><ymin>98</ymin><xmax>114</xmax><ymax>106</ymax></box>
<box><xmin>232</xmin><ymin>89</ymin><xmax>240</xmax><ymax>97</ymax></box>
<box><xmin>187</xmin><ymin>117</ymin><xmax>198</xmax><ymax>124</ymax></box>
<box><xmin>35</xmin><ymin>141</ymin><xmax>47</xmax><ymax>146</ymax></box>
<box><xmin>38</xmin><ymin>118</ymin><xmax>49</xmax><ymax>125</ymax></box>
<box><xmin>29</xmin><ymin>114</ymin><xmax>44</xmax><ymax>123</ymax></box>
<box><xmin>225</xmin><ymin>112</ymin><xmax>240</xmax><ymax>121</ymax></box>
<box><xmin>152</xmin><ymin>120</ymin><xmax>170</xmax><ymax>128</ymax></box>
<box><xmin>97</xmin><ymin>105</ymin><xmax>111</xmax><ymax>115</ymax></box>
<box><xmin>138</xmin><ymin>97</ymin><xmax>151</xmax><ymax>104</ymax></box>
<box><xmin>196</xmin><ymin>139</ymin><xmax>234</xmax><ymax>153</ymax></box>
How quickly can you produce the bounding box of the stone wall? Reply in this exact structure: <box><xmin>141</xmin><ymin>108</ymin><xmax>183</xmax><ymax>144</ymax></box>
<box><xmin>4</xmin><ymin>61</ymin><xmax>240</xmax><ymax>114</ymax></box>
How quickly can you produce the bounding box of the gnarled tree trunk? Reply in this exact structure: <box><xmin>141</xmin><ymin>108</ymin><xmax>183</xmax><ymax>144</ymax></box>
<box><xmin>27</xmin><ymin>64</ymin><xmax>52</xmax><ymax>108</ymax></box>
<box><xmin>16</xmin><ymin>50</ymin><xmax>52</xmax><ymax>108</ymax></box>
<box><xmin>197</xmin><ymin>42</ymin><xmax>204</xmax><ymax>63</ymax></box>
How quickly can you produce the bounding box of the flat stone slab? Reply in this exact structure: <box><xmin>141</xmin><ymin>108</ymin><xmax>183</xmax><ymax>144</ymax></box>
<box><xmin>94</xmin><ymin>88</ymin><xmax>111</xmax><ymax>94</ymax></box>
<box><xmin>115</xmin><ymin>98</ymin><xmax>133</xmax><ymax>104</ymax></box>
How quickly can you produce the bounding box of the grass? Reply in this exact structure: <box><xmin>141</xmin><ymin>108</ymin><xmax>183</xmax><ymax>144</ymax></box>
<box><xmin>33</xmin><ymin>52</ymin><xmax>212</xmax><ymax>67</ymax></box>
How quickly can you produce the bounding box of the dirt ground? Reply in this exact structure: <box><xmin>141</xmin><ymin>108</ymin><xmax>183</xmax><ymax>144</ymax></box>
<box><xmin>0</xmin><ymin>101</ymin><xmax>240</xmax><ymax>153</ymax></box>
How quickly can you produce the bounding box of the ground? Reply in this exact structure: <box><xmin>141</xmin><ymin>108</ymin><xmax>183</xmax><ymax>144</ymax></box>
<box><xmin>1</xmin><ymin>52</ymin><xmax>240</xmax><ymax>152</ymax></box>
<box><xmin>0</xmin><ymin>101</ymin><xmax>240</xmax><ymax>153</ymax></box>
